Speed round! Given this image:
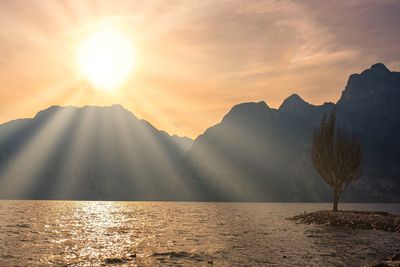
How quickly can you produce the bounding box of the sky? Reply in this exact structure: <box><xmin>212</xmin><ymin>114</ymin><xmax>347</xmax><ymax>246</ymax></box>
<box><xmin>0</xmin><ymin>0</ymin><xmax>399</xmax><ymax>138</ymax></box>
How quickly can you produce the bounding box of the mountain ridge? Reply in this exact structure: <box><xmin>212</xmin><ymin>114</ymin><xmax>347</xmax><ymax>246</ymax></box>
<box><xmin>180</xmin><ymin>63</ymin><xmax>400</xmax><ymax>202</ymax></box>
<box><xmin>0</xmin><ymin>63</ymin><xmax>399</xmax><ymax>201</ymax></box>
<box><xmin>0</xmin><ymin>104</ymin><xmax>193</xmax><ymax>200</ymax></box>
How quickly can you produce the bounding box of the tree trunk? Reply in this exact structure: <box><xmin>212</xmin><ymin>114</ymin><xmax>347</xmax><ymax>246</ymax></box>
<box><xmin>332</xmin><ymin>187</ymin><xmax>339</xmax><ymax>211</ymax></box>
<box><xmin>333</xmin><ymin>198</ymin><xmax>338</xmax><ymax>211</ymax></box>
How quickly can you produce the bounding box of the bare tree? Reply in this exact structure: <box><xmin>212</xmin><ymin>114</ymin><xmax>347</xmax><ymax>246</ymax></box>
<box><xmin>311</xmin><ymin>110</ymin><xmax>362</xmax><ymax>211</ymax></box>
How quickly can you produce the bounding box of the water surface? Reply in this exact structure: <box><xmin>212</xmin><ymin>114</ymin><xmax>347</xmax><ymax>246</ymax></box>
<box><xmin>0</xmin><ymin>201</ymin><xmax>399</xmax><ymax>266</ymax></box>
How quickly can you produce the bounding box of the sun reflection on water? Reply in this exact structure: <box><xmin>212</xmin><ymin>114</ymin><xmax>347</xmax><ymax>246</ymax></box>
<box><xmin>68</xmin><ymin>201</ymin><xmax>133</xmax><ymax>263</ymax></box>
<box><xmin>2</xmin><ymin>201</ymin><xmax>400</xmax><ymax>266</ymax></box>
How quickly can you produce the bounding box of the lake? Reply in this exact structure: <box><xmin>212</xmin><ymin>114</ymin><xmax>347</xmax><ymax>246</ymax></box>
<box><xmin>0</xmin><ymin>201</ymin><xmax>399</xmax><ymax>266</ymax></box>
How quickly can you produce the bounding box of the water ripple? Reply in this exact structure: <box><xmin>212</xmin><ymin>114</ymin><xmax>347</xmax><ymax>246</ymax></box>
<box><xmin>0</xmin><ymin>201</ymin><xmax>399</xmax><ymax>266</ymax></box>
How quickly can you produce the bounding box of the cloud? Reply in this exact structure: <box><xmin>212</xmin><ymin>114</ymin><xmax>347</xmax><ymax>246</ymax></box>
<box><xmin>0</xmin><ymin>0</ymin><xmax>399</xmax><ymax>137</ymax></box>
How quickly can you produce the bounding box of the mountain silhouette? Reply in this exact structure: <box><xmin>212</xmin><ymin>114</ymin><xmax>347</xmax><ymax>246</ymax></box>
<box><xmin>0</xmin><ymin>63</ymin><xmax>399</xmax><ymax>201</ymax></box>
<box><xmin>180</xmin><ymin>63</ymin><xmax>400</xmax><ymax>202</ymax></box>
<box><xmin>0</xmin><ymin>104</ymin><xmax>192</xmax><ymax>200</ymax></box>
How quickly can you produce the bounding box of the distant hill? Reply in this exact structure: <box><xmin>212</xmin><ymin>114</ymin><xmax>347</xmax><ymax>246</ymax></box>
<box><xmin>180</xmin><ymin>63</ymin><xmax>400</xmax><ymax>202</ymax></box>
<box><xmin>0</xmin><ymin>105</ymin><xmax>193</xmax><ymax>200</ymax></box>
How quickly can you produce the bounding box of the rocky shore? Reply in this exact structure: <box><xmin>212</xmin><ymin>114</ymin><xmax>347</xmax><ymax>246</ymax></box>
<box><xmin>289</xmin><ymin>210</ymin><xmax>400</xmax><ymax>232</ymax></box>
<box><xmin>365</xmin><ymin>253</ymin><xmax>400</xmax><ymax>267</ymax></box>
<box><xmin>290</xmin><ymin>210</ymin><xmax>400</xmax><ymax>266</ymax></box>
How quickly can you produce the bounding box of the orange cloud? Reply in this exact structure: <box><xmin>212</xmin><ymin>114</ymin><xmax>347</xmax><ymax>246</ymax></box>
<box><xmin>0</xmin><ymin>0</ymin><xmax>399</xmax><ymax>138</ymax></box>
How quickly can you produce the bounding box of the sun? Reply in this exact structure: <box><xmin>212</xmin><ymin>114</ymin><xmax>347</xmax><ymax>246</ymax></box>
<box><xmin>76</xmin><ymin>29</ymin><xmax>135</xmax><ymax>91</ymax></box>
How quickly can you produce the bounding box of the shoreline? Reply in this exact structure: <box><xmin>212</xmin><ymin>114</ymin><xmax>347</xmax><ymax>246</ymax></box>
<box><xmin>290</xmin><ymin>210</ymin><xmax>400</xmax><ymax>266</ymax></box>
<box><xmin>289</xmin><ymin>210</ymin><xmax>400</xmax><ymax>232</ymax></box>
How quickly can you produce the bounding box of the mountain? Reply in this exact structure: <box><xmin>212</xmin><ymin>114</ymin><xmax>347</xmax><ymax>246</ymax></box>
<box><xmin>180</xmin><ymin>63</ymin><xmax>400</xmax><ymax>202</ymax></box>
<box><xmin>0</xmin><ymin>105</ymin><xmax>193</xmax><ymax>200</ymax></box>
<box><xmin>0</xmin><ymin>63</ymin><xmax>399</xmax><ymax>202</ymax></box>
<box><xmin>336</xmin><ymin>63</ymin><xmax>400</xmax><ymax>201</ymax></box>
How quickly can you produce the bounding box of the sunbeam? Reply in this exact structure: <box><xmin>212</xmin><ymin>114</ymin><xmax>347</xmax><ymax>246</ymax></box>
<box><xmin>0</xmin><ymin>1</ymin><xmax>400</xmax><ymax>266</ymax></box>
<box><xmin>0</xmin><ymin>107</ymin><xmax>77</xmax><ymax>198</ymax></box>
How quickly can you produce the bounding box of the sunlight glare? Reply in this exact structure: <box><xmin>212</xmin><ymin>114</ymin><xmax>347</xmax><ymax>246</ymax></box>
<box><xmin>77</xmin><ymin>29</ymin><xmax>135</xmax><ymax>91</ymax></box>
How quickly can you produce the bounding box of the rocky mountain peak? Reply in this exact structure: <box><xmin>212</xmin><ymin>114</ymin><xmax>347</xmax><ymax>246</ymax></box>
<box><xmin>222</xmin><ymin>101</ymin><xmax>271</xmax><ymax>122</ymax></box>
<box><xmin>369</xmin><ymin>63</ymin><xmax>390</xmax><ymax>73</ymax></box>
<box><xmin>279</xmin><ymin>93</ymin><xmax>310</xmax><ymax>112</ymax></box>
<box><xmin>338</xmin><ymin>63</ymin><xmax>399</xmax><ymax>108</ymax></box>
